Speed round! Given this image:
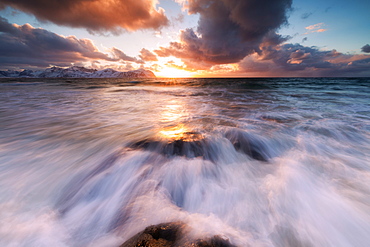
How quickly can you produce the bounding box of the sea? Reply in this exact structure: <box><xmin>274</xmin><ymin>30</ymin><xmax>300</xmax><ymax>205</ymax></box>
<box><xmin>0</xmin><ymin>77</ymin><xmax>370</xmax><ymax>247</ymax></box>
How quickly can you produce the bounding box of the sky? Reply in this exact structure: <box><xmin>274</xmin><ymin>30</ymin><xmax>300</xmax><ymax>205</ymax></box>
<box><xmin>0</xmin><ymin>0</ymin><xmax>369</xmax><ymax>77</ymax></box>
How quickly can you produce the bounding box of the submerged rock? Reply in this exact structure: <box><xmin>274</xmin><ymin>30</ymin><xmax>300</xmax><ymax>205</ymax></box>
<box><xmin>120</xmin><ymin>222</ymin><xmax>235</xmax><ymax>247</ymax></box>
<box><xmin>129</xmin><ymin>128</ymin><xmax>271</xmax><ymax>162</ymax></box>
<box><xmin>224</xmin><ymin>129</ymin><xmax>270</xmax><ymax>162</ymax></box>
<box><xmin>129</xmin><ymin>138</ymin><xmax>206</xmax><ymax>159</ymax></box>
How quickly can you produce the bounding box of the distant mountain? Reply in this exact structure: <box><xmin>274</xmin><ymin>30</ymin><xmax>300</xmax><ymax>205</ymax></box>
<box><xmin>0</xmin><ymin>66</ymin><xmax>156</xmax><ymax>78</ymax></box>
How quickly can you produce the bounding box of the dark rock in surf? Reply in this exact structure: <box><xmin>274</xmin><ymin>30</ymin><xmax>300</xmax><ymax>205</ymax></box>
<box><xmin>120</xmin><ymin>222</ymin><xmax>235</xmax><ymax>247</ymax></box>
<box><xmin>194</xmin><ymin>236</ymin><xmax>235</xmax><ymax>247</ymax></box>
<box><xmin>224</xmin><ymin>129</ymin><xmax>270</xmax><ymax>162</ymax></box>
<box><xmin>129</xmin><ymin>129</ymin><xmax>271</xmax><ymax>162</ymax></box>
<box><xmin>129</xmin><ymin>137</ymin><xmax>217</xmax><ymax>161</ymax></box>
<box><xmin>120</xmin><ymin>222</ymin><xmax>183</xmax><ymax>247</ymax></box>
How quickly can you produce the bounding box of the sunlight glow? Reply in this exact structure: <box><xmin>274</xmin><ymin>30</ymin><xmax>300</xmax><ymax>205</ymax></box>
<box><xmin>158</xmin><ymin>124</ymin><xmax>203</xmax><ymax>141</ymax></box>
<box><xmin>157</xmin><ymin>98</ymin><xmax>201</xmax><ymax>141</ymax></box>
<box><xmin>159</xmin><ymin>124</ymin><xmax>188</xmax><ymax>139</ymax></box>
<box><xmin>156</xmin><ymin>67</ymin><xmax>195</xmax><ymax>78</ymax></box>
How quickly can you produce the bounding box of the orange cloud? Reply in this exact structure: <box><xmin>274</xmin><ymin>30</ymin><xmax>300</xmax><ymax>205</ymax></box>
<box><xmin>305</xmin><ymin>23</ymin><xmax>324</xmax><ymax>30</ymax></box>
<box><xmin>304</xmin><ymin>23</ymin><xmax>327</xmax><ymax>34</ymax></box>
<box><xmin>139</xmin><ymin>48</ymin><xmax>158</xmax><ymax>62</ymax></box>
<box><xmin>0</xmin><ymin>0</ymin><xmax>169</xmax><ymax>33</ymax></box>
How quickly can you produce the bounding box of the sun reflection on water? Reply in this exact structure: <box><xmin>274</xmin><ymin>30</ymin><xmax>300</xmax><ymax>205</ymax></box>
<box><xmin>158</xmin><ymin>125</ymin><xmax>203</xmax><ymax>141</ymax></box>
<box><xmin>160</xmin><ymin>103</ymin><xmax>184</xmax><ymax>122</ymax></box>
<box><xmin>157</xmin><ymin>98</ymin><xmax>202</xmax><ymax>141</ymax></box>
<box><xmin>159</xmin><ymin>124</ymin><xmax>188</xmax><ymax>139</ymax></box>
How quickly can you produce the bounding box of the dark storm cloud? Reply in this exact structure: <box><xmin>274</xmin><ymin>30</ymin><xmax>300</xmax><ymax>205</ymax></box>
<box><xmin>155</xmin><ymin>0</ymin><xmax>292</xmax><ymax>69</ymax></box>
<box><xmin>261</xmin><ymin>43</ymin><xmax>335</xmax><ymax>70</ymax></box>
<box><xmin>139</xmin><ymin>48</ymin><xmax>158</xmax><ymax>61</ymax></box>
<box><xmin>239</xmin><ymin>42</ymin><xmax>370</xmax><ymax>76</ymax></box>
<box><xmin>0</xmin><ymin>0</ymin><xmax>168</xmax><ymax>33</ymax></box>
<box><xmin>0</xmin><ymin>17</ymin><xmax>140</xmax><ymax>68</ymax></box>
<box><xmin>361</xmin><ymin>44</ymin><xmax>370</xmax><ymax>53</ymax></box>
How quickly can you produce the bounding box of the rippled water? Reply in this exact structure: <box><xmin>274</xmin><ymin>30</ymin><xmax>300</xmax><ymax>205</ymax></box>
<box><xmin>1</xmin><ymin>77</ymin><xmax>370</xmax><ymax>247</ymax></box>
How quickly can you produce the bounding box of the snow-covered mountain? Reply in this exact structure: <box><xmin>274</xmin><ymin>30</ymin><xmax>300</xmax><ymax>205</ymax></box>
<box><xmin>0</xmin><ymin>66</ymin><xmax>156</xmax><ymax>78</ymax></box>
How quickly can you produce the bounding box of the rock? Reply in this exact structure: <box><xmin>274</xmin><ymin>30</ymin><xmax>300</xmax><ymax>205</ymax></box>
<box><xmin>120</xmin><ymin>222</ymin><xmax>236</xmax><ymax>247</ymax></box>
<box><xmin>129</xmin><ymin>138</ymin><xmax>206</xmax><ymax>159</ymax></box>
<box><xmin>120</xmin><ymin>222</ymin><xmax>183</xmax><ymax>247</ymax></box>
<box><xmin>129</xmin><ymin>128</ymin><xmax>270</xmax><ymax>162</ymax></box>
<box><xmin>224</xmin><ymin>129</ymin><xmax>270</xmax><ymax>162</ymax></box>
<box><xmin>194</xmin><ymin>235</ymin><xmax>236</xmax><ymax>247</ymax></box>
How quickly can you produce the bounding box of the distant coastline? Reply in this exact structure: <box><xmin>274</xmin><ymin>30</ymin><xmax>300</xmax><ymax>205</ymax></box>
<box><xmin>0</xmin><ymin>66</ymin><xmax>156</xmax><ymax>78</ymax></box>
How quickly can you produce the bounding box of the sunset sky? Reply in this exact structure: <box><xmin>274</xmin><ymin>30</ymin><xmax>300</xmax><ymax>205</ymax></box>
<box><xmin>0</xmin><ymin>0</ymin><xmax>369</xmax><ymax>77</ymax></box>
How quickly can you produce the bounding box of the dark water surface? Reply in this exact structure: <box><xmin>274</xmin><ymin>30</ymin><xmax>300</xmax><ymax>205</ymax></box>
<box><xmin>1</xmin><ymin>78</ymin><xmax>370</xmax><ymax>246</ymax></box>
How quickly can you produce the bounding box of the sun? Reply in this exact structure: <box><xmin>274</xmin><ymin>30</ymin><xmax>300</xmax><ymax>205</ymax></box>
<box><xmin>156</xmin><ymin>66</ymin><xmax>195</xmax><ymax>78</ymax></box>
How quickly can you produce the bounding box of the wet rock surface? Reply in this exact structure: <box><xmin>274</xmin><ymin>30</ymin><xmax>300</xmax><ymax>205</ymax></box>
<box><xmin>224</xmin><ymin>129</ymin><xmax>270</xmax><ymax>162</ymax></box>
<box><xmin>120</xmin><ymin>222</ymin><xmax>236</xmax><ymax>247</ymax></box>
<box><xmin>128</xmin><ymin>129</ymin><xmax>270</xmax><ymax>162</ymax></box>
<box><xmin>129</xmin><ymin>138</ymin><xmax>206</xmax><ymax>159</ymax></box>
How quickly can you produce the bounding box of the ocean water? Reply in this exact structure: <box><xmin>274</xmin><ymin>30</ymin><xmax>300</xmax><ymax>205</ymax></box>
<box><xmin>0</xmin><ymin>77</ymin><xmax>370</xmax><ymax>247</ymax></box>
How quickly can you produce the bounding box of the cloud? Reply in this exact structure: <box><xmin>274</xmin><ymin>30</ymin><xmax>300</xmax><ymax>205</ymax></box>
<box><xmin>0</xmin><ymin>17</ymin><xmax>141</xmax><ymax>68</ymax></box>
<box><xmin>304</xmin><ymin>23</ymin><xmax>327</xmax><ymax>34</ymax></box>
<box><xmin>139</xmin><ymin>48</ymin><xmax>158</xmax><ymax>61</ymax></box>
<box><xmin>155</xmin><ymin>0</ymin><xmax>292</xmax><ymax>69</ymax></box>
<box><xmin>305</xmin><ymin>23</ymin><xmax>324</xmax><ymax>30</ymax></box>
<box><xmin>0</xmin><ymin>0</ymin><xmax>168</xmax><ymax>34</ymax></box>
<box><xmin>111</xmin><ymin>48</ymin><xmax>143</xmax><ymax>63</ymax></box>
<box><xmin>301</xmin><ymin>12</ymin><xmax>312</xmax><ymax>19</ymax></box>
<box><xmin>238</xmin><ymin>41</ymin><xmax>370</xmax><ymax>76</ymax></box>
<box><xmin>361</xmin><ymin>44</ymin><xmax>370</xmax><ymax>53</ymax></box>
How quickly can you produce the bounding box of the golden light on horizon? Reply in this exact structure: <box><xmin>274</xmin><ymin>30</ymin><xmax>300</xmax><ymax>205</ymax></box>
<box><xmin>155</xmin><ymin>66</ymin><xmax>195</xmax><ymax>78</ymax></box>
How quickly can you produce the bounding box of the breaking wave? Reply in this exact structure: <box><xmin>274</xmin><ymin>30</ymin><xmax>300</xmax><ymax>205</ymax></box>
<box><xmin>0</xmin><ymin>77</ymin><xmax>370</xmax><ymax>246</ymax></box>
